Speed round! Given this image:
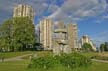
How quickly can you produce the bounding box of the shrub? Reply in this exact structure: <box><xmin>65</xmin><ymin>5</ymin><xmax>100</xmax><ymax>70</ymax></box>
<box><xmin>60</xmin><ymin>53</ymin><xmax>92</xmax><ymax>68</ymax></box>
<box><xmin>28</xmin><ymin>55</ymin><xmax>60</xmax><ymax>69</ymax></box>
<box><xmin>28</xmin><ymin>52</ymin><xmax>92</xmax><ymax>70</ymax></box>
<box><xmin>82</xmin><ymin>43</ymin><xmax>93</xmax><ymax>52</ymax></box>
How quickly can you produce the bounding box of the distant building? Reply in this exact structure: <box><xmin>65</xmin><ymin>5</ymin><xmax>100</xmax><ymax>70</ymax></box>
<box><xmin>54</xmin><ymin>21</ymin><xmax>68</xmax><ymax>51</ymax></box>
<box><xmin>53</xmin><ymin>22</ymin><xmax>78</xmax><ymax>51</ymax></box>
<box><xmin>39</xmin><ymin>19</ymin><xmax>53</xmax><ymax>50</ymax></box>
<box><xmin>54</xmin><ymin>21</ymin><xmax>67</xmax><ymax>41</ymax></box>
<box><xmin>13</xmin><ymin>4</ymin><xmax>35</xmax><ymax>21</ymax></box>
<box><xmin>81</xmin><ymin>35</ymin><xmax>89</xmax><ymax>45</ymax></box>
<box><xmin>67</xmin><ymin>23</ymin><xmax>78</xmax><ymax>50</ymax></box>
<box><xmin>80</xmin><ymin>35</ymin><xmax>96</xmax><ymax>51</ymax></box>
<box><xmin>39</xmin><ymin>19</ymin><xmax>78</xmax><ymax>51</ymax></box>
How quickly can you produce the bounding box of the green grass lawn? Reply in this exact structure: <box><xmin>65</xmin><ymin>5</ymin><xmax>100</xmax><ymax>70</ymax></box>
<box><xmin>0</xmin><ymin>51</ymin><xmax>108</xmax><ymax>71</ymax></box>
<box><xmin>80</xmin><ymin>52</ymin><xmax>98</xmax><ymax>58</ymax></box>
<box><xmin>80</xmin><ymin>52</ymin><xmax>108</xmax><ymax>61</ymax></box>
<box><xmin>80</xmin><ymin>52</ymin><xmax>108</xmax><ymax>58</ymax></box>
<box><xmin>0</xmin><ymin>51</ymin><xmax>33</xmax><ymax>58</ymax></box>
<box><xmin>0</xmin><ymin>60</ymin><xmax>30</xmax><ymax>71</ymax></box>
<box><xmin>88</xmin><ymin>61</ymin><xmax>108</xmax><ymax>71</ymax></box>
<box><xmin>0</xmin><ymin>51</ymin><xmax>52</xmax><ymax>59</ymax></box>
<box><xmin>0</xmin><ymin>60</ymin><xmax>108</xmax><ymax>71</ymax></box>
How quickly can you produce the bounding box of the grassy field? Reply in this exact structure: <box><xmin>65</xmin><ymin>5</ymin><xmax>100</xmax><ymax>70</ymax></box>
<box><xmin>0</xmin><ymin>52</ymin><xmax>108</xmax><ymax>71</ymax></box>
<box><xmin>0</xmin><ymin>60</ymin><xmax>108</xmax><ymax>71</ymax></box>
<box><xmin>22</xmin><ymin>51</ymin><xmax>52</xmax><ymax>59</ymax></box>
<box><xmin>80</xmin><ymin>52</ymin><xmax>108</xmax><ymax>61</ymax></box>
<box><xmin>0</xmin><ymin>60</ymin><xmax>30</xmax><ymax>71</ymax></box>
<box><xmin>0</xmin><ymin>51</ymin><xmax>52</xmax><ymax>59</ymax></box>
<box><xmin>81</xmin><ymin>52</ymin><xmax>108</xmax><ymax>57</ymax></box>
<box><xmin>80</xmin><ymin>52</ymin><xmax>98</xmax><ymax>58</ymax></box>
<box><xmin>88</xmin><ymin>61</ymin><xmax>108</xmax><ymax>71</ymax></box>
<box><xmin>0</xmin><ymin>51</ymin><xmax>33</xmax><ymax>58</ymax></box>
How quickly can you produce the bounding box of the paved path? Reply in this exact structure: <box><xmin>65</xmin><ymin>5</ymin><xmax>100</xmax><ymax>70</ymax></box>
<box><xmin>92</xmin><ymin>59</ymin><xmax>108</xmax><ymax>63</ymax></box>
<box><xmin>0</xmin><ymin>54</ymin><xmax>32</xmax><ymax>62</ymax></box>
<box><xmin>1</xmin><ymin>54</ymin><xmax>108</xmax><ymax>63</ymax></box>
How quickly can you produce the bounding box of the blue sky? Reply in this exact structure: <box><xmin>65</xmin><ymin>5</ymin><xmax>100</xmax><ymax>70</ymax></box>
<box><xmin>0</xmin><ymin>0</ymin><xmax>108</xmax><ymax>46</ymax></box>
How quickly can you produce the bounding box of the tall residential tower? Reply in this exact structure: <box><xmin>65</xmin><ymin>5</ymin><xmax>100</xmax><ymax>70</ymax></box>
<box><xmin>13</xmin><ymin>4</ymin><xmax>35</xmax><ymax>21</ymax></box>
<box><xmin>39</xmin><ymin>19</ymin><xmax>53</xmax><ymax>50</ymax></box>
<box><xmin>80</xmin><ymin>35</ymin><xmax>96</xmax><ymax>51</ymax></box>
<box><xmin>67</xmin><ymin>23</ymin><xmax>78</xmax><ymax>50</ymax></box>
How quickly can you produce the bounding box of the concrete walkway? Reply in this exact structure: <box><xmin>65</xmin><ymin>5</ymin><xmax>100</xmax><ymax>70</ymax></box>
<box><xmin>1</xmin><ymin>54</ymin><xmax>108</xmax><ymax>63</ymax></box>
<box><xmin>0</xmin><ymin>54</ymin><xmax>32</xmax><ymax>62</ymax></box>
<box><xmin>92</xmin><ymin>59</ymin><xmax>108</xmax><ymax>63</ymax></box>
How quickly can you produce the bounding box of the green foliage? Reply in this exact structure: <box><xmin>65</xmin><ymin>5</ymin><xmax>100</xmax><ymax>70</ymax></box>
<box><xmin>104</xmin><ymin>42</ymin><xmax>108</xmax><ymax>51</ymax></box>
<box><xmin>1</xmin><ymin>59</ymin><xmax>108</xmax><ymax>71</ymax></box>
<box><xmin>101</xmin><ymin>42</ymin><xmax>108</xmax><ymax>52</ymax></box>
<box><xmin>82</xmin><ymin>43</ymin><xmax>93</xmax><ymax>52</ymax></box>
<box><xmin>99</xmin><ymin>42</ymin><xmax>108</xmax><ymax>52</ymax></box>
<box><xmin>28</xmin><ymin>53</ymin><xmax>91</xmax><ymax>70</ymax></box>
<box><xmin>0</xmin><ymin>17</ymin><xmax>36</xmax><ymax>52</ymax></box>
<box><xmin>60</xmin><ymin>53</ymin><xmax>91</xmax><ymax>68</ymax></box>
<box><xmin>0</xmin><ymin>19</ymin><xmax>13</xmax><ymax>52</ymax></box>
<box><xmin>28</xmin><ymin>55</ymin><xmax>59</xmax><ymax>69</ymax></box>
<box><xmin>100</xmin><ymin>44</ymin><xmax>105</xmax><ymax>52</ymax></box>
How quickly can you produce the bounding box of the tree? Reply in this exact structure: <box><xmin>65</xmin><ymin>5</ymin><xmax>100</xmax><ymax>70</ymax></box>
<box><xmin>12</xmin><ymin>17</ymin><xmax>36</xmax><ymax>51</ymax></box>
<box><xmin>100</xmin><ymin>42</ymin><xmax>108</xmax><ymax>52</ymax></box>
<box><xmin>100</xmin><ymin>44</ymin><xmax>105</xmax><ymax>52</ymax></box>
<box><xmin>0</xmin><ymin>17</ymin><xmax>36</xmax><ymax>52</ymax></box>
<box><xmin>82</xmin><ymin>43</ymin><xmax>93</xmax><ymax>52</ymax></box>
<box><xmin>104</xmin><ymin>42</ymin><xmax>108</xmax><ymax>51</ymax></box>
<box><xmin>0</xmin><ymin>19</ymin><xmax>13</xmax><ymax>52</ymax></box>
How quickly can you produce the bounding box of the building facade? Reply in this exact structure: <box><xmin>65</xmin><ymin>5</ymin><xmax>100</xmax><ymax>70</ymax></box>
<box><xmin>39</xmin><ymin>19</ymin><xmax>53</xmax><ymax>50</ymax></box>
<box><xmin>67</xmin><ymin>23</ymin><xmax>78</xmax><ymax>50</ymax></box>
<box><xmin>39</xmin><ymin>19</ymin><xmax>78</xmax><ymax>51</ymax></box>
<box><xmin>80</xmin><ymin>35</ymin><xmax>96</xmax><ymax>51</ymax></box>
<box><xmin>81</xmin><ymin>35</ymin><xmax>89</xmax><ymax>45</ymax></box>
<box><xmin>54</xmin><ymin>21</ymin><xmax>68</xmax><ymax>51</ymax></box>
<box><xmin>13</xmin><ymin>4</ymin><xmax>35</xmax><ymax>21</ymax></box>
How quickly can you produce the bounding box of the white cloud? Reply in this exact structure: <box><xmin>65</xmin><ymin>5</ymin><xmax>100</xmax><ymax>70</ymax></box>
<box><xmin>95</xmin><ymin>20</ymin><xmax>101</xmax><ymax>24</ymax></box>
<box><xmin>42</xmin><ymin>3</ymin><xmax>48</xmax><ymax>7</ymax></box>
<box><xmin>48</xmin><ymin>0</ymin><xmax>107</xmax><ymax>22</ymax></box>
<box><xmin>0</xmin><ymin>0</ymin><xmax>108</xmax><ymax>24</ymax></box>
<box><xmin>103</xmin><ymin>15</ymin><xmax>108</xmax><ymax>19</ymax></box>
<box><xmin>0</xmin><ymin>0</ymin><xmax>63</xmax><ymax>23</ymax></box>
<box><xmin>48</xmin><ymin>8</ymin><xmax>61</xmax><ymax>18</ymax></box>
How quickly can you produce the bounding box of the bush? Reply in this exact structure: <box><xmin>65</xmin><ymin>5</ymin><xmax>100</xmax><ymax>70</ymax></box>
<box><xmin>60</xmin><ymin>53</ymin><xmax>92</xmax><ymax>68</ymax></box>
<box><xmin>82</xmin><ymin>43</ymin><xmax>93</xmax><ymax>52</ymax></box>
<box><xmin>28</xmin><ymin>52</ymin><xmax>92</xmax><ymax>70</ymax></box>
<box><xmin>28</xmin><ymin>55</ymin><xmax>60</xmax><ymax>69</ymax></box>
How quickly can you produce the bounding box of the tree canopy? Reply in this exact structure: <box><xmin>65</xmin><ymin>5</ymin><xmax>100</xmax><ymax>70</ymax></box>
<box><xmin>82</xmin><ymin>43</ymin><xmax>93</xmax><ymax>52</ymax></box>
<box><xmin>0</xmin><ymin>17</ymin><xmax>36</xmax><ymax>52</ymax></box>
<box><xmin>100</xmin><ymin>42</ymin><xmax>108</xmax><ymax>52</ymax></box>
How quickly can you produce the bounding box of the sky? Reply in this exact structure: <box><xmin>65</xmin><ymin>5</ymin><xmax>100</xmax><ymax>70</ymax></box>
<box><xmin>0</xmin><ymin>0</ymin><xmax>108</xmax><ymax>46</ymax></box>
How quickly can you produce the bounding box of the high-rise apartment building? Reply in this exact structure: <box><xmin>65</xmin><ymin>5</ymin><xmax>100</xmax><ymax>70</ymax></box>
<box><xmin>13</xmin><ymin>4</ymin><xmax>35</xmax><ymax>21</ymax></box>
<box><xmin>39</xmin><ymin>19</ymin><xmax>53</xmax><ymax>50</ymax></box>
<box><xmin>80</xmin><ymin>35</ymin><xmax>96</xmax><ymax>51</ymax></box>
<box><xmin>81</xmin><ymin>35</ymin><xmax>89</xmax><ymax>45</ymax></box>
<box><xmin>54</xmin><ymin>21</ymin><xmax>67</xmax><ymax>40</ymax></box>
<box><xmin>54</xmin><ymin>21</ymin><xmax>68</xmax><ymax>51</ymax></box>
<box><xmin>67</xmin><ymin>23</ymin><xmax>78</xmax><ymax>50</ymax></box>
